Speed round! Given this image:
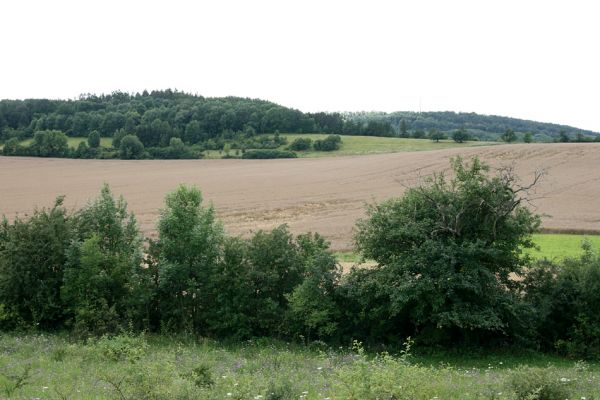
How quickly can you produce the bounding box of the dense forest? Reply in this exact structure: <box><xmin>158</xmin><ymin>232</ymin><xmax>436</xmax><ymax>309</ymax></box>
<box><xmin>0</xmin><ymin>90</ymin><xmax>598</xmax><ymax>159</ymax></box>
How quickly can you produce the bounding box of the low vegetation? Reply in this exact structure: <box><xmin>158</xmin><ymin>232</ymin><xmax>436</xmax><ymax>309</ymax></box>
<box><xmin>1</xmin><ymin>334</ymin><xmax>598</xmax><ymax>399</ymax></box>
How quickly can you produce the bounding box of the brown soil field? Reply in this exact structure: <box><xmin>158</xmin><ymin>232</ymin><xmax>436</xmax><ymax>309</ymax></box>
<box><xmin>1</xmin><ymin>143</ymin><xmax>599</xmax><ymax>251</ymax></box>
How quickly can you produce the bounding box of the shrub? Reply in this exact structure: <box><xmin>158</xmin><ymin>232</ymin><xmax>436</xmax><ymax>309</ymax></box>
<box><xmin>119</xmin><ymin>134</ymin><xmax>145</xmax><ymax>159</ymax></box>
<box><xmin>524</xmin><ymin>243</ymin><xmax>600</xmax><ymax>358</ymax></box>
<box><xmin>286</xmin><ymin>233</ymin><xmax>341</xmax><ymax>340</ymax></box>
<box><xmin>112</xmin><ymin>128</ymin><xmax>127</xmax><ymax>149</ymax></box>
<box><xmin>288</xmin><ymin>137</ymin><xmax>312</xmax><ymax>151</ymax></box>
<box><xmin>509</xmin><ymin>366</ymin><xmax>571</xmax><ymax>400</ymax></box>
<box><xmin>87</xmin><ymin>130</ymin><xmax>101</xmax><ymax>148</ymax></box>
<box><xmin>96</xmin><ymin>334</ymin><xmax>148</xmax><ymax>362</ymax></box>
<box><xmin>351</xmin><ymin>157</ymin><xmax>541</xmax><ymax>345</ymax></box>
<box><xmin>242</xmin><ymin>149</ymin><xmax>297</xmax><ymax>159</ymax></box>
<box><xmin>451</xmin><ymin>128</ymin><xmax>470</xmax><ymax>143</ymax></box>
<box><xmin>1</xmin><ymin>138</ymin><xmax>21</xmax><ymax>156</ymax></box>
<box><xmin>0</xmin><ymin>197</ymin><xmax>72</xmax><ymax>330</ymax></box>
<box><xmin>313</xmin><ymin>134</ymin><xmax>341</xmax><ymax>151</ymax></box>
<box><xmin>155</xmin><ymin>185</ymin><xmax>224</xmax><ymax>333</ymax></box>
<box><xmin>31</xmin><ymin>130</ymin><xmax>69</xmax><ymax>157</ymax></box>
<box><xmin>61</xmin><ymin>185</ymin><xmax>144</xmax><ymax>335</ymax></box>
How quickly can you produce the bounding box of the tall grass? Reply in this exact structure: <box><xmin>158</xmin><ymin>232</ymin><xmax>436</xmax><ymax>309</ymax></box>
<box><xmin>0</xmin><ymin>334</ymin><xmax>598</xmax><ymax>399</ymax></box>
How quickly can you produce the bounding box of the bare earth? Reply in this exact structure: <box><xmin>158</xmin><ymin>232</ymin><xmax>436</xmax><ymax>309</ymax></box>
<box><xmin>1</xmin><ymin>143</ymin><xmax>599</xmax><ymax>251</ymax></box>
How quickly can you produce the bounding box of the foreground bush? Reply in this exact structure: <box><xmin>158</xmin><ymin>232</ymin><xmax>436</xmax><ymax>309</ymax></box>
<box><xmin>0</xmin><ymin>198</ymin><xmax>72</xmax><ymax>330</ymax></box>
<box><xmin>349</xmin><ymin>157</ymin><xmax>541</xmax><ymax>345</ymax></box>
<box><xmin>525</xmin><ymin>243</ymin><xmax>600</xmax><ymax>358</ymax></box>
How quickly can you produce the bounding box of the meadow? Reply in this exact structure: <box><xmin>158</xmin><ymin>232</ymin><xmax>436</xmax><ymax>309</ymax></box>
<box><xmin>1</xmin><ymin>334</ymin><xmax>599</xmax><ymax>399</ymax></box>
<box><xmin>201</xmin><ymin>133</ymin><xmax>496</xmax><ymax>159</ymax></box>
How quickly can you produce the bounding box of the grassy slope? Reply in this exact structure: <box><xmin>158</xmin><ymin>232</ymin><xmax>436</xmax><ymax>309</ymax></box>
<box><xmin>1</xmin><ymin>334</ymin><xmax>598</xmax><ymax>399</ymax></box>
<box><xmin>202</xmin><ymin>134</ymin><xmax>496</xmax><ymax>159</ymax></box>
<box><xmin>286</xmin><ymin>134</ymin><xmax>495</xmax><ymax>158</ymax></box>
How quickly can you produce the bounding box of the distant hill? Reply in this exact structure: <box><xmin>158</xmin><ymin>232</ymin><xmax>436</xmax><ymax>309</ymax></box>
<box><xmin>0</xmin><ymin>90</ymin><xmax>597</xmax><ymax>144</ymax></box>
<box><xmin>345</xmin><ymin>111</ymin><xmax>599</xmax><ymax>142</ymax></box>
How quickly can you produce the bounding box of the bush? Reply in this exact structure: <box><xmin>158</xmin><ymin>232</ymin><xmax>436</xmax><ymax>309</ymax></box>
<box><xmin>155</xmin><ymin>185</ymin><xmax>224</xmax><ymax>333</ymax></box>
<box><xmin>1</xmin><ymin>138</ymin><xmax>21</xmax><ymax>156</ymax></box>
<box><xmin>61</xmin><ymin>185</ymin><xmax>144</xmax><ymax>335</ymax></box>
<box><xmin>0</xmin><ymin>198</ymin><xmax>72</xmax><ymax>330</ymax></box>
<box><xmin>112</xmin><ymin>128</ymin><xmax>127</xmax><ymax>149</ymax></box>
<box><xmin>241</xmin><ymin>149</ymin><xmax>297</xmax><ymax>159</ymax></box>
<box><xmin>96</xmin><ymin>334</ymin><xmax>148</xmax><ymax>362</ymax></box>
<box><xmin>451</xmin><ymin>128</ymin><xmax>470</xmax><ymax>143</ymax></box>
<box><xmin>145</xmin><ymin>138</ymin><xmax>201</xmax><ymax>159</ymax></box>
<box><xmin>286</xmin><ymin>233</ymin><xmax>341</xmax><ymax>340</ymax></box>
<box><xmin>288</xmin><ymin>137</ymin><xmax>312</xmax><ymax>151</ymax></box>
<box><xmin>119</xmin><ymin>134</ymin><xmax>145</xmax><ymax>159</ymax></box>
<box><xmin>524</xmin><ymin>243</ymin><xmax>600</xmax><ymax>358</ymax></box>
<box><xmin>509</xmin><ymin>366</ymin><xmax>571</xmax><ymax>400</ymax></box>
<box><xmin>31</xmin><ymin>130</ymin><xmax>69</xmax><ymax>157</ymax></box>
<box><xmin>313</xmin><ymin>134</ymin><xmax>341</xmax><ymax>151</ymax></box>
<box><xmin>351</xmin><ymin>157</ymin><xmax>541</xmax><ymax>345</ymax></box>
<box><xmin>88</xmin><ymin>130</ymin><xmax>101</xmax><ymax>148</ymax></box>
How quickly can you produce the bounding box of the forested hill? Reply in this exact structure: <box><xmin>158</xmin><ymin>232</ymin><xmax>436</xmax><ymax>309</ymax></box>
<box><xmin>346</xmin><ymin>111</ymin><xmax>600</xmax><ymax>142</ymax></box>
<box><xmin>0</xmin><ymin>90</ymin><xmax>597</xmax><ymax>144</ymax></box>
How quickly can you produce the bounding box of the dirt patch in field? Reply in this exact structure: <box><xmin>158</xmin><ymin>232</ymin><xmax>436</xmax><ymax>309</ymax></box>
<box><xmin>1</xmin><ymin>143</ymin><xmax>599</xmax><ymax>251</ymax></box>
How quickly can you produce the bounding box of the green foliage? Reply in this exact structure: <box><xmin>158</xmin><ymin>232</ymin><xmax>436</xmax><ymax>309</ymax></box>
<box><xmin>61</xmin><ymin>185</ymin><xmax>143</xmax><ymax>335</ymax></box>
<box><xmin>0</xmin><ymin>198</ymin><xmax>71</xmax><ymax>329</ymax></box>
<box><xmin>155</xmin><ymin>185</ymin><xmax>224</xmax><ymax>333</ymax></box>
<box><xmin>313</xmin><ymin>134</ymin><xmax>342</xmax><ymax>151</ymax></box>
<box><xmin>118</xmin><ymin>134</ymin><xmax>145</xmax><ymax>159</ymax></box>
<box><xmin>242</xmin><ymin>149</ymin><xmax>297</xmax><ymax>159</ymax></box>
<box><xmin>184</xmin><ymin>363</ymin><xmax>215</xmax><ymax>388</ymax></box>
<box><xmin>451</xmin><ymin>128</ymin><xmax>470</xmax><ymax>143</ymax></box>
<box><xmin>96</xmin><ymin>334</ymin><xmax>148</xmax><ymax>362</ymax></box>
<box><xmin>87</xmin><ymin>130</ymin><xmax>101</xmax><ymax>148</ymax></box>
<box><xmin>0</xmin><ymin>364</ymin><xmax>32</xmax><ymax>398</ymax></box>
<box><xmin>411</xmin><ymin>129</ymin><xmax>426</xmax><ymax>139</ymax></box>
<box><xmin>1</xmin><ymin>138</ymin><xmax>21</xmax><ymax>155</ymax></box>
<box><xmin>31</xmin><ymin>130</ymin><xmax>69</xmax><ymax>157</ymax></box>
<box><xmin>524</xmin><ymin>245</ymin><xmax>600</xmax><ymax>358</ymax></box>
<box><xmin>112</xmin><ymin>128</ymin><xmax>127</xmax><ymax>149</ymax></box>
<box><xmin>559</xmin><ymin>130</ymin><xmax>570</xmax><ymax>142</ymax></box>
<box><xmin>352</xmin><ymin>157</ymin><xmax>540</xmax><ymax>344</ymax></box>
<box><xmin>428</xmin><ymin>129</ymin><xmax>446</xmax><ymax>142</ymax></box>
<box><xmin>288</xmin><ymin>137</ymin><xmax>313</xmax><ymax>151</ymax></box>
<box><xmin>523</xmin><ymin>132</ymin><xmax>533</xmax><ymax>143</ymax></box>
<box><xmin>501</xmin><ymin>128</ymin><xmax>517</xmax><ymax>143</ymax></box>
<box><xmin>286</xmin><ymin>234</ymin><xmax>341</xmax><ymax>340</ymax></box>
<box><xmin>509</xmin><ymin>367</ymin><xmax>571</xmax><ymax>400</ymax></box>
<box><xmin>346</xmin><ymin>110</ymin><xmax>598</xmax><ymax>141</ymax></box>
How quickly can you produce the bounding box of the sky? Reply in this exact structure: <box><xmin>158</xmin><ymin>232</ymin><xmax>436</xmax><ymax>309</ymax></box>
<box><xmin>1</xmin><ymin>0</ymin><xmax>599</xmax><ymax>132</ymax></box>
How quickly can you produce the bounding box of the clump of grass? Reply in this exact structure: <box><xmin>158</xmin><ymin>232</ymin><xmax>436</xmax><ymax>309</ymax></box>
<box><xmin>509</xmin><ymin>366</ymin><xmax>572</xmax><ymax>400</ymax></box>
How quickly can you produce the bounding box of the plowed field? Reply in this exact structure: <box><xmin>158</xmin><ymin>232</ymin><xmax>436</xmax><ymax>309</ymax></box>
<box><xmin>2</xmin><ymin>143</ymin><xmax>599</xmax><ymax>250</ymax></box>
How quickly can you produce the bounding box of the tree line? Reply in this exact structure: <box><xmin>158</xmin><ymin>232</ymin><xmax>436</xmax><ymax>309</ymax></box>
<box><xmin>1</xmin><ymin>158</ymin><xmax>599</xmax><ymax>358</ymax></box>
<box><xmin>0</xmin><ymin>90</ymin><xmax>392</xmax><ymax>149</ymax></box>
<box><xmin>347</xmin><ymin>111</ymin><xmax>600</xmax><ymax>142</ymax></box>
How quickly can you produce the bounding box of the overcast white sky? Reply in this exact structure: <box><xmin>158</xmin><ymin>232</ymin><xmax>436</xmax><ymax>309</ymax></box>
<box><xmin>1</xmin><ymin>0</ymin><xmax>599</xmax><ymax>131</ymax></box>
